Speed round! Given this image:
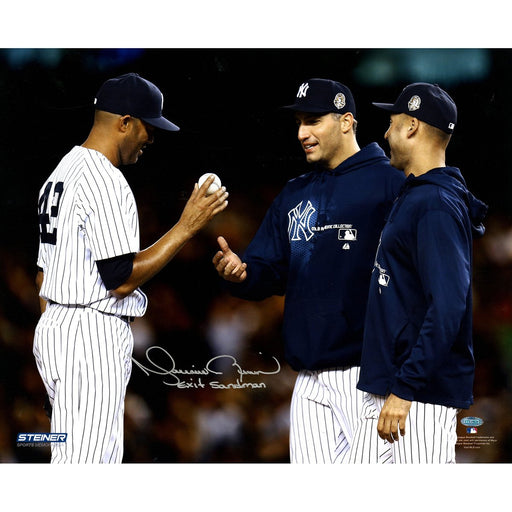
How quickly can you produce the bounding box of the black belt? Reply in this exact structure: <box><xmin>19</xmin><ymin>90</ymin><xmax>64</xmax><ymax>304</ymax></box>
<box><xmin>47</xmin><ymin>301</ymin><xmax>134</xmax><ymax>323</ymax></box>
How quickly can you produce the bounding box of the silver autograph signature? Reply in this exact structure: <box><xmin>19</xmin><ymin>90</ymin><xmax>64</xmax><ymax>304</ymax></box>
<box><xmin>132</xmin><ymin>346</ymin><xmax>281</xmax><ymax>389</ymax></box>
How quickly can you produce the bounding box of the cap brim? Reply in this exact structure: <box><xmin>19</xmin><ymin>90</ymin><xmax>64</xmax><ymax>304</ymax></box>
<box><xmin>372</xmin><ymin>102</ymin><xmax>398</xmax><ymax>112</ymax></box>
<box><xmin>142</xmin><ymin>116</ymin><xmax>180</xmax><ymax>132</ymax></box>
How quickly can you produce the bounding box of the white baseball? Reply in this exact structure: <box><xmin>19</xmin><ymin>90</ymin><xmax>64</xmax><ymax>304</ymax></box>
<box><xmin>198</xmin><ymin>173</ymin><xmax>222</xmax><ymax>195</ymax></box>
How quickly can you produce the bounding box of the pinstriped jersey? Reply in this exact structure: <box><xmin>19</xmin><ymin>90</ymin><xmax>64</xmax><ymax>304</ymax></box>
<box><xmin>37</xmin><ymin>146</ymin><xmax>147</xmax><ymax>317</ymax></box>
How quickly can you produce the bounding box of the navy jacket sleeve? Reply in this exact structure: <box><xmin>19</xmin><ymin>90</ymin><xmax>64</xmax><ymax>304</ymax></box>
<box><xmin>391</xmin><ymin>209</ymin><xmax>471</xmax><ymax>399</ymax></box>
<box><xmin>226</xmin><ymin>196</ymin><xmax>289</xmax><ymax>301</ymax></box>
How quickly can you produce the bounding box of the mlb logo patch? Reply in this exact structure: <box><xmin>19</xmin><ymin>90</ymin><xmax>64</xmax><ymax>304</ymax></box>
<box><xmin>467</xmin><ymin>427</ymin><xmax>478</xmax><ymax>434</ymax></box>
<box><xmin>378</xmin><ymin>273</ymin><xmax>390</xmax><ymax>287</ymax></box>
<box><xmin>338</xmin><ymin>228</ymin><xmax>357</xmax><ymax>241</ymax></box>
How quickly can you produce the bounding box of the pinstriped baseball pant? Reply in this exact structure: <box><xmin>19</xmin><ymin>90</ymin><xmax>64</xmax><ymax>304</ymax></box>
<box><xmin>289</xmin><ymin>366</ymin><xmax>391</xmax><ymax>463</ymax></box>
<box><xmin>349</xmin><ymin>392</ymin><xmax>459</xmax><ymax>463</ymax></box>
<box><xmin>33</xmin><ymin>304</ymin><xmax>133</xmax><ymax>463</ymax></box>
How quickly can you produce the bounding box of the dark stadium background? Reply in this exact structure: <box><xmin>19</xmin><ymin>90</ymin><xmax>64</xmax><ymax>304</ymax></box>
<box><xmin>1</xmin><ymin>48</ymin><xmax>511</xmax><ymax>463</ymax></box>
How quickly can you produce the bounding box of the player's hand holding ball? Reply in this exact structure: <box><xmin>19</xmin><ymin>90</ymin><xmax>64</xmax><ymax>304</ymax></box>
<box><xmin>178</xmin><ymin>172</ymin><xmax>228</xmax><ymax>237</ymax></box>
<box><xmin>198</xmin><ymin>173</ymin><xmax>222</xmax><ymax>195</ymax></box>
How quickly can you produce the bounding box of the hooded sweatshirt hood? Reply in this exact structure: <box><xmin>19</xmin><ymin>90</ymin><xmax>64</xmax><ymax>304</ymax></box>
<box><xmin>400</xmin><ymin>166</ymin><xmax>488</xmax><ymax>238</ymax></box>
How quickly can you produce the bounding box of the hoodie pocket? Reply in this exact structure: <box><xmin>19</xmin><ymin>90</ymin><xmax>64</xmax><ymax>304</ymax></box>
<box><xmin>392</xmin><ymin>318</ymin><xmax>419</xmax><ymax>367</ymax></box>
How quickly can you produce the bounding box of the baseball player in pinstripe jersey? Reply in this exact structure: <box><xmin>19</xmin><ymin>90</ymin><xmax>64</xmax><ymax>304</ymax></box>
<box><xmin>213</xmin><ymin>79</ymin><xmax>404</xmax><ymax>463</ymax></box>
<box><xmin>33</xmin><ymin>73</ymin><xmax>228</xmax><ymax>463</ymax></box>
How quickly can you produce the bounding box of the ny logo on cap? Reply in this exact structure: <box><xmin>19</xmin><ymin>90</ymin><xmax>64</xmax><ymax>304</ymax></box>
<box><xmin>297</xmin><ymin>82</ymin><xmax>310</xmax><ymax>98</ymax></box>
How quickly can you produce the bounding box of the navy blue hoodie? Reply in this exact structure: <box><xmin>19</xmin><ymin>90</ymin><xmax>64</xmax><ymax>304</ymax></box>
<box><xmin>227</xmin><ymin>143</ymin><xmax>405</xmax><ymax>371</ymax></box>
<box><xmin>357</xmin><ymin>167</ymin><xmax>487</xmax><ymax>409</ymax></box>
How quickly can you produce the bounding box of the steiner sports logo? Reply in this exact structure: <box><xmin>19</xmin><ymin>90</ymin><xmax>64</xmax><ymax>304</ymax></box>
<box><xmin>288</xmin><ymin>201</ymin><xmax>316</xmax><ymax>242</ymax></box>
<box><xmin>17</xmin><ymin>433</ymin><xmax>67</xmax><ymax>443</ymax></box>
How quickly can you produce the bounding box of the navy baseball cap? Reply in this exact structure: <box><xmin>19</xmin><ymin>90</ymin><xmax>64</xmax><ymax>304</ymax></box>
<box><xmin>94</xmin><ymin>73</ymin><xmax>180</xmax><ymax>131</ymax></box>
<box><xmin>373</xmin><ymin>82</ymin><xmax>457</xmax><ymax>134</ymax></box>
<box><xmin>283</xmin><ymin>78</ymin><xmax>356</xmax><ymax>117</ymax></box>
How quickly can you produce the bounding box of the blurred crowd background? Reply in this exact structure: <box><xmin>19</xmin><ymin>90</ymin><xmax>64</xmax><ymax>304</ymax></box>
<box><xmin>1</xmin><ymin>48</ymin><xmax>511</xmax><ymax>463</ymax></box>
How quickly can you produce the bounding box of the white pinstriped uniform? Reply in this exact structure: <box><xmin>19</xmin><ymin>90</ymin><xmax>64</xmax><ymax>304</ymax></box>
<box><xmin>33</xmin><ymin>146</ymin><xmax>146</xmax><ymax>463</ymax></box>
<box><xmin>349</xmin><ymin>393</ymin><xmax>459</xmax><ymax>464</ymax></box>
<box><xmin>33</xmin><ymin>305</ymin><xmax>133</xmax><ymax>463</ymax></box>
<box><xmin>36</xmin><ymin>146</ymin><xmax>146</xmax><ymax>316</ymax></box>
<box><xmin>289</xmin><ymin>366</ymin><xmax>391</xmax><ymax>463</ymax></box>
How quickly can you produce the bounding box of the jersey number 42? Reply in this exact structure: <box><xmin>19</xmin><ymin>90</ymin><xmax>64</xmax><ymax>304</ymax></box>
<box><xmin>38</xmin><ymin>181</ymin><xmax>64</xmax><ymax>245</ymax></box>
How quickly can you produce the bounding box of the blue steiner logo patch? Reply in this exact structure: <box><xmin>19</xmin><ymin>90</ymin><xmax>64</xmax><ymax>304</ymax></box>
<box><xmin>17</xmin><ymin>433</ymin><xmax>67</xmax><ymax>443</ymax></box>
<box><xmin>460</xmin><ymin>417</ymin><xmax>484</xmax><ymax>427</ymax></box>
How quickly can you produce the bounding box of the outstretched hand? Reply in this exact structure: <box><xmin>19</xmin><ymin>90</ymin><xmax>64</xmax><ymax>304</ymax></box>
<box><xmin>212</xmin><ymin>236</ymin><xmax>247</xmax><ymax>282</ymax></box>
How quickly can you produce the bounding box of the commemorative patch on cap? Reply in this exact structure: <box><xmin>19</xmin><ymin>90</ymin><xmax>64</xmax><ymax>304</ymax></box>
<box><xmin>408</xmin><ymin>95</ymin><xmax>421</xmax><ymax>112</ymax></box>
<box><xmin>334</xmin><ymin>93</ymin><xmax>346</xmax><ymax>110</ymax></box>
